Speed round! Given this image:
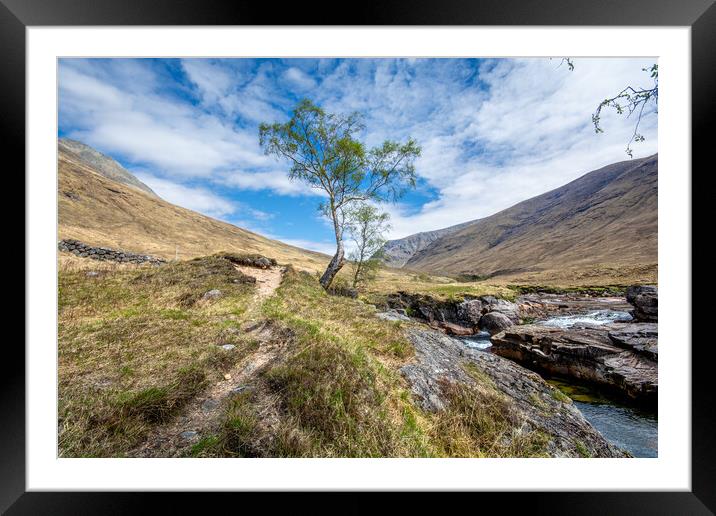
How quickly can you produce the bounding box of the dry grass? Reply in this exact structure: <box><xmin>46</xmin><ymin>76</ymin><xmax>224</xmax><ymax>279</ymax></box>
<box><xmin>189</xmin><ymin>268</ymin><xmax>434</xmax><ymax>457</ymax></box>
<box><xmin>58</xmin><ymin>254</ymin><xmax>259</xmax><ymax>457</ymax></box>
<box><xmin>59</xmin><ymin>150</ymin><xmax>330</xmax><ymax>272</ymax></box>
<box><xmin>60</xmin><ymin>255</ymin><xmax>575</xmax><ymax>458</ymax></box>
<box><xmin>490</xmin><ymin>262</ymin><xmax>658</xmax><ymax>288</ymax></box>
<box><xmin>428</xmin><ymin>363</ymin><xmax>550</xmax><ymax>457</ymax></box>
<box><xmin>193</xmin><ymin>268</ymin><xmax>551</xmax><ymax>458</ymax></box>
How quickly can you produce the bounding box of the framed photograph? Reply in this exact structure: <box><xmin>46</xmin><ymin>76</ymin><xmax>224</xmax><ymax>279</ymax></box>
<box><xmin>7</xmin><ymin>0</ymin><xmax>713</xmax><ymax>511</ymax></box>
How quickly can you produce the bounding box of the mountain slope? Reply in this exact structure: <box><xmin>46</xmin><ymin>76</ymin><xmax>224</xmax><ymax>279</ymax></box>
<box><xmin>400</xmin><ymin>154</ymin><xmax>657</xmax><ymax>279</ymax></box>
<box><xmin>59</xmin><ymin>138</ymin><xmax>159</xmax><ymax>198</ymax></box>
<box><xmin>58</xmin><ymin>144</ymin><xmax>330</xmax><ymax>270</ymax></box>
<box><xmin>380</xmin><ymin>221</ymin><xmax>472</xmax><ymax>267</ymax></box>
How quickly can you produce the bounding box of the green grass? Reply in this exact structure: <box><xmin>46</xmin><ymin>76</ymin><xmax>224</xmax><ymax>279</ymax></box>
<box><xmin>431</xmin><ymin>378</ymin><xmax>550</xmax><ymax>458</ymax></box>
<box><xmin>58</xmin><ymin>255</ymin><xmax>257</xmax><ymax>457</ymax></box>
<box><xmin>205</xmin><ymin>269</ymin><xmax>551</xmax><ymax>458</ymax></box>
<box><xmin>550</xmin><ymin>388</ymin><xmax>572</xmax><ymax>404</ymax></box>
<box><xmin>59</xmin><ymin>256</ymin><xmax>586</xmax><ymax>458</ymax></box>
<box><xmin>248</xmin><ymin>268</ymin><xmax>430</xmax><ymax>457</ymax></box>
<box><xmin>507</xmin><ymin>284</ymin><xmax>627</xmax><ymax>296</ymax></box>
<box><xmin>574</xmin><ymin>440</ymin><xmax>592</xmax><ymax>458</ymax></box>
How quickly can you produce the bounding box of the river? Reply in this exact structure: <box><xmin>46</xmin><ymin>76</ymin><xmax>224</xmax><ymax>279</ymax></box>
<box><xmin>460</xmin><ymin>308</ymin><xmax>658</xmax><ymax>458</ymax></box>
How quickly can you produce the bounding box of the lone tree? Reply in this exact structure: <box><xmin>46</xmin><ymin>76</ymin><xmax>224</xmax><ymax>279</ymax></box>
<box><xmin>346</xmin><ymin>203</ymin><xmax>391</xmax><ymax>289</ymax></box>
<box><xmin>259</xmin><ymin>99</ymin><xmax>420</xmax><ymax>289</ymax></box>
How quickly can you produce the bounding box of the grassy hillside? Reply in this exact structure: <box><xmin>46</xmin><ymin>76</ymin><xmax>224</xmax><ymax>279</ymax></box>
<box><xmin>58</xmin><ymin>255</ymin><xmax>554</xmax><ymax>458</ymax></box>
<box><xmin>400</xmin><ymin>155</ymin><xmax>658</xmax><ymax>285</ymax></box>
<box><xmin>58</xmin><ymin>148</ymin><xmax>330</xmax><ymax>272</ymax></box>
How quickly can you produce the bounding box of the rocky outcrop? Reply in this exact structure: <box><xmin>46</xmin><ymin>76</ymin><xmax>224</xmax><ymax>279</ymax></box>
<box><xmin>385</xmin><ymin>292</ymin><xmax>520</xmax><ymax>335</ymax></box>
<box><xmin>490</xmin><ymin>324</ymin><xmax>657</xmax><ymax>404</ymax></box>
<box><xmin>401</xmin><ymin>328</ymin><xmax>628</xmax><ymax>457</ymax></box>
<box><xmin>375</xmin><ymin>309</ymin><xmax>411</xmax><ymax>322</ymax></box>
<box><xmin>217</xmin><ymin>252</ymin><xmax>277</xmax><ymax>269</ymax></box>
<box><xmin>58</xmin><ymin>239</ymin><xmax>166</xmax><ymax>265</ymax></box>
<box><xmin>480</xmin><ymin>296</ymin><xmax>520</xmax><ymax>322</ymax></box>
<box><xmin>456</xmin><ymin>299</ymin><xmax>483</xmax><ymax>326</ymax></box>
<box><xmin>626</xmin><ymin>285</ymin><xmax>658</xmax><ymax>322</ymax></box>
<box><xmin>608</xmin><ymin>323</ymin><xmax>658</xmax><ymax>361</ymax></box>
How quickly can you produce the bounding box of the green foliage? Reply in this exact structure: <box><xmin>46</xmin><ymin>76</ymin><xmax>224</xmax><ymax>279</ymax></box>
<box><xmin>258</xmin><ymin>99</ymin><xmax>420</xmax><ymax>288</ymax></box>
<box><xmin>591</xmin><ymin>63</ymin><xmax>658</xmax><ymax>157</ymax></box>
<box><xmin>560</xmin><ymin>59</ymin><xmax>657</xmax><ymax>157</ymax></box>
<box><xmin>347</xmin><ymin>203</ymin><xmax>391</xmax><ymax>289</ymax></box>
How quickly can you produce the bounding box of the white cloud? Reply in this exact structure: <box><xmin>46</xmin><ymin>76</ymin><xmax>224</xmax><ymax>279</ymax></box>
<box><xmin>181</xmin><ymin>59</ymin><xmax>233</xmax><ymax>107</ymax></box>
<box><xmin>60</xmin><ymin>57</ymin><xmax>658</xmax><ymax>247</ymax></box>
<box><xmin>273</xmin><ymin>238</ymin><xmax>336</xmax><ymax>256</ymax></box>
<box><xmin>134</xmin><ymin>173</ymin><xmax>237</xmax><ymax>218</ymax></box>
<box><xmin>308</xmin><ymin>57</ymin><xmax>658</xmax><ymax>240</ymax></box>
<box><xmin>217</xmin><ymin>169</ymin><xmax>323</xmax><ymax>197</ymax></box>
<box><xmin>60</xmin><ymin>60</ymin><xmax>277</xmax><ymax>180</ymax></box>
<box><xmin>283</xmin><ymin>67</ymin><xmax>317</xmax><ymax>90</ymax></box>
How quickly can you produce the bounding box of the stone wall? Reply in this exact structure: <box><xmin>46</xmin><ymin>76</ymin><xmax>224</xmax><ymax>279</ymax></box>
<box><xmin>58</xmin><ymin>239</ymin><xmax>166</xmax><ymax>265</ymax></box>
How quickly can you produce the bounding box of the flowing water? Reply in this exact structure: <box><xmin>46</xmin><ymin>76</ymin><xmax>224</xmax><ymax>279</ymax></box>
<box><xmin>459</xmin><ymin>307</ymin><xmax>658</xmax><ymax>457</ymax></box>
<box><xmin>538</xmin><ymin>309</ymin><xmax>633</xmax><ymax>328</ymax></box>
<box><xmin>460</xmin><ymin>330</ymin><xmax>492</xmax><ymax>350</ymax></box>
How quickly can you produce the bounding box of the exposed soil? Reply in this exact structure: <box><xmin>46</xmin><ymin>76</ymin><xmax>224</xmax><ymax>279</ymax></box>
<box><xmin>235</xmin><ymin>264</ymin><xmax>284</xmax><ymax>301</ymax></box>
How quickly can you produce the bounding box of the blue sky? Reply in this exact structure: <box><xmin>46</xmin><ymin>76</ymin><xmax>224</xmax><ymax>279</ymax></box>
<box><xmin>58</xmin><ymin>57</ymin><xmax>658</xmax><ymax>254</ymax></box>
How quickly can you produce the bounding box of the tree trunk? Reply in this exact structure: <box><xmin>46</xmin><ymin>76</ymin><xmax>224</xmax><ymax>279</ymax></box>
<box><xmin>319</xmin><ymin>240</ymin><xmax>345</xmax><ymax>289</ymax></box>
<box><xmin>352</xmin><ymin>261</ymin><xmax>361</xmax><ymax>289</ymax></box>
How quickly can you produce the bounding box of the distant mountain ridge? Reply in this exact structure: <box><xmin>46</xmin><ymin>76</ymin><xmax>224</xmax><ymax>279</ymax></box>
<box><xmin>382</xmin><ymin>154</ymin><xmax>658</xmax><ymax>279</ymax></box>
<box><xmin>380</xmin><ymin>221</ymin><xmax>473</xmax><ymax>268</ymax></box>
<box><xmin>59</xmin><ymin>138</ymin><xmax>159</xmax><ymax>198</ymax></box>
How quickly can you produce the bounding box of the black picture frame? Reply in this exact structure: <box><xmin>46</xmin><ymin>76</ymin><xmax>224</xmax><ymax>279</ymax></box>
<box><xmin>4</xmin><ymin>0</ymin><xmax>713</xmax><ymax>512</ymax></box>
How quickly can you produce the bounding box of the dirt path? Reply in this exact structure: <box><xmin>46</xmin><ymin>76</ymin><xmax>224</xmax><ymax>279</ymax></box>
<box><xmin>127</xmin><ymin>265</ymin><xmax>286</xmax><ymax>458</ymax></box>
<box><xmin>235</xmin><ymin>264</ymin><xmax>284</xmax><ymax>301</ymax></box>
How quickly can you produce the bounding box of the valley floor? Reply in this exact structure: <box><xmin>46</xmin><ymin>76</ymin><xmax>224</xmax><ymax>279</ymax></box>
<box><xmin>58</xmin><ymin>252</ymin><xmax>637</xmax><ymax>458</ymax></box>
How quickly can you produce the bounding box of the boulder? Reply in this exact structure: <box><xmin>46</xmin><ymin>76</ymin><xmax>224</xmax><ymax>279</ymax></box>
<box><xmin>256</xmin><ymin>257</ymin><xmax>272</xmax><ymax>269</ymax></box>
<box><xmin>625</xmin><ymin>285</ymin><xmax>657</xmax><ymax>322</ymax></box>
<box><xmin>481</xmin><ymin>297</ymin><xmax>521</xmax><ymax>322</ymax></box>
<box><xmin>479</xmin><ymin>312</ymin><xmax>514</xmax><ymax>335</ymax></box>
<box><xmin>490</xmin><ymin>324</ymin><xmax>657</xmax><ymax>403</ymax></box>
<box><xmin>401</xmin><ymin>327</ymin><xmax>628</xmax><ymax>457</ymax></box>
<box><xmin>202</xmin><ymin>289</ymin><xmax>223</xmax><ymax>300</ymax></box>
<box><xmin>457</xmin><ymin>299</ymin><xmax>483</xmax><ymax>326</ymax></box>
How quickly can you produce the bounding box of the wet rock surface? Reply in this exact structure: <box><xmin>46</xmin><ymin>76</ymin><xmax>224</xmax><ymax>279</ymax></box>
<box><xmin>490</xmin><ymin>324</ymin><xmax>657</xmax><ymax>404</ymax></box>
<box><xmin>625</xmin><ymin>285</ymin><xmax>658</xmax><ymax>322</ymax></box>
<box><xmin>517</xmin><ymin>293</ymin><xmax>632</xmax><ymax>320</ymax></box>
<box><xmin>608</xmin><ymin>323</ymin><xmax>658</xmax><ymax>361</ymax></box>
<box><xmin>401</xmin><ymin>328</ymin><xmax>628</xmax><ymax>457</ymax></box>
